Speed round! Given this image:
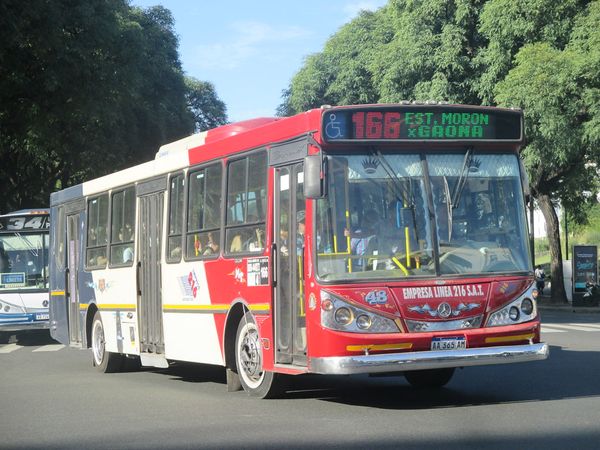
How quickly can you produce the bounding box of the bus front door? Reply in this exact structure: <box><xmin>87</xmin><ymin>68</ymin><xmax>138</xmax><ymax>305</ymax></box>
<box><xmin>274</xmin><ymin>163</ymin><xmax>307</xmax><ymax>366</ymax></box>
<box><xmin>137</xmin><ymin>192</ymin><xmax>167</xmax><ymax>368</ymax></box>
<box><xmin>66</xmin><ymin>214</ymin><xmax>82</xmax><ymax>345</ymax></box>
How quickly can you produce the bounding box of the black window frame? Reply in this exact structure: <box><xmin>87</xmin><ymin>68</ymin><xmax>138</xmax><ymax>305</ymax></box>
<box><xmin>224</xmin><ymin>149</ymin><xmax>268</xmax><ymax>257</ymax></box>
<box><xmin>108</xmin><ymin>186</ymin><xmax>136</xmax><ymax>268</ymax></box>
<box><xmin>166</xmin><ymin>172</ymin><xmax>185</xmax><ymax>264</ymax></box>
<box><xmin>85</xmin><ymin>193</ymin><xmax>109</xmax><ymax>270</ymax></box>
<box><xmin>184</xmin><ymin>161</ymin><xmax>223</xmax><ymax>261</ymax></box>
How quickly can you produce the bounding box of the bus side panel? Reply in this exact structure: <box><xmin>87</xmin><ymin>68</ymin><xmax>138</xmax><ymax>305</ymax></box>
<box><xmin>88</xmin><ymin>265</ymin><xmax>139</xmax><ymax>355</ymax></box>
<box><xmin>161</xmin><ymin>259</ymin><xmax>224</xmax><ymax>365</ymax></box>
<box><xmin>49</xmin><ymin>205</ymin><xmax>69</xmax><ymax>345</ymax></box>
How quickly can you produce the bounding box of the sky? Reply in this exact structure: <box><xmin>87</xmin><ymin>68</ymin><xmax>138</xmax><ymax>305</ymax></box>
<box><xmin>132</xmin><ymin>0</ymin><xmax>388</xmax><ymax>123</ymax></box>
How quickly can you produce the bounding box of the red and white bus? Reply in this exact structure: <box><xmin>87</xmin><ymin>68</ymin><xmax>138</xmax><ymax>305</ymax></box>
<box><xmin>49</xmin><ymin>103</ymin><xmax>548</xmax><ymax>397</ymax></box>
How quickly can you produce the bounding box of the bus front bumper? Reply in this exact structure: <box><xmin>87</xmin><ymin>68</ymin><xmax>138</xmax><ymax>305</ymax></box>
<box><xmin>310</xmin><ymin>343</ymin><xmax>549</xmax><ymax>375</ymax></box>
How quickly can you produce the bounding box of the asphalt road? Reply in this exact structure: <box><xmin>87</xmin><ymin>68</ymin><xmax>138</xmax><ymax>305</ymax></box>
<box><xmin>1</xmin><ymin>312</ymin><xmax>599</xmax><ymax>450</ymax></box>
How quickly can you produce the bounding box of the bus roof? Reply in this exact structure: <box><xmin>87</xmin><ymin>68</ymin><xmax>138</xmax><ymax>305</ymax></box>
<box><xmin>0</xmin><ymin>209</ymin><xmax>49</xmax><ymax>218</ymax></box>
<box><xmin>50</xmin><ymin>104</ymin><xmax>523</xmax><ymax>204</ymax></box>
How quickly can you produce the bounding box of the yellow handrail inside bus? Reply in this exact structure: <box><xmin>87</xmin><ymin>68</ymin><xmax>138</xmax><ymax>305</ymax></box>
<box><xmin>391</xmin><ymin>257</ymin><xmax>410</xmax><ymax>276</ymax></box>
<box><xmin>405</xmin><ymin>226</ymin><xmax>410</xmax><ymax>268</ymax></box>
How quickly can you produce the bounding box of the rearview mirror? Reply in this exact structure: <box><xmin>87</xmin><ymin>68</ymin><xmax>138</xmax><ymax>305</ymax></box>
<box><xmin>304</xmin><ymin>155</ymin><xmax>326</xmax><ymax>199</ymax></box>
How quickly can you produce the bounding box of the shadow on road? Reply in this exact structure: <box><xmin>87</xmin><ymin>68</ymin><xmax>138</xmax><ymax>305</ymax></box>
<box><xmin>153</xmin><ymin>344</ymin><xmax>600</xmax><ymax>410</ymax></box>
<box><xmin>2</xmin><ymin>329</ymin><xmax>57</xmax><ymax>346</ymax></box>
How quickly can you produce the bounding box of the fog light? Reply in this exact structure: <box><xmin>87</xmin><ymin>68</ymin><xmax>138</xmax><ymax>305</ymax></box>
<box><xmin>356</xmin><ymin>314</ymin><xmax>372</xmax><ymax>330</ymax></box>
<box><xmin>521</xmin><ymin>298</ymin><xmax>534</xmax><ymax>315</ymax></box>
<box><xmin>334</xmin><ymin>307</ymin><xmax>353</xmax><ymax>325</ymax></box>
<box><xmin>321</xmin><ymin>299</ymin><xmax>333</xmax><ymax>311</ymax></box>
<box><xmin>509</xmin><ymin>306</ymin><xmax>520</xmax><ymax>321</ymax></box>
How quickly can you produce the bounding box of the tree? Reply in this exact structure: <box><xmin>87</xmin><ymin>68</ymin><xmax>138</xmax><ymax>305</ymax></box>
<box><xmin>185</xmin><ymin>77</ymin><xmax>228</xmax><ymax>132</ymax></box>
<box><xmin>0</xmin><ymin>1</ymin><xmax>227</xmax><ymax>213</ymax></box>
<box><xmin>279</xmin><ymin>8</ymin><xmax>393</xmax><ymax>115</ymax></box>
<box><xmin>495</xmin><ymin>2</ymin><xmax>600</xmax><ymax>302</ymax></box>
<box><xmin>371</xmin><ymin>0</ymin><xmax>483</xmax><ymax>104</ymax></box>
<box><xmin>280</xmin><ymin>0</ymin><xmax>600</xmax><ymax>301</ymax></box>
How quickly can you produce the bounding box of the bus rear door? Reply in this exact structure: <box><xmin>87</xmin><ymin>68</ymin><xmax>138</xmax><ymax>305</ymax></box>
<box><xmin>136</xmin><ymin>185</ymin><xmax>168</xmax><ymax>368</ymax></box>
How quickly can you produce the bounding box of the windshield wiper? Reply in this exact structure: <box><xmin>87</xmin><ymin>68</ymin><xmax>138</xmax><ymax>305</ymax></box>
<box><xmin>372</xmin><ymin>150</ymin><xmax>420</xmax><ymax>245</ymax></box>
<box><xmin>441</xmin><ymin>148</ymin><xmax>474</xmax><ymax>242</ymax></box>
<box><xmin>451</xmin><ymin>147</ymin><xmax>473</xmax><ymax>209</ymax></box>
<box><xmin>443</xmin><ymin>175</ymin><xmax>452</xmax><ymax>242</ymax></box>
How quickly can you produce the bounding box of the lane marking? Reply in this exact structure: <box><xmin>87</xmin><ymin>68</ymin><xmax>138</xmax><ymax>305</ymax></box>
<box><xmin>544</xmin><ymin>324</ymin><xmax>600</xmax><ymax>332</ymax></box>
<box><xmin>0</xmin><ymin>344</ymin><xmax>21</xmax><ymax>353</ymax></box>
<box><xmin>568</xmin><ymin>322</ymin><xmax>600</xmax><ymax>329</ymax></box>
<box><xmin>32</xmin><ymin>345</ymin><xmax>66</xmax><ymax>352</ymax></box>
<box><xmin>541</xmin><ymin>327</ymin><xmax>567</xmax><ymax>333</ymax></box>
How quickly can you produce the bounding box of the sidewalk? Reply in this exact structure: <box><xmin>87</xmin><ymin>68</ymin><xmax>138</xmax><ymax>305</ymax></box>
<box><xmin>537</xmin><ymin>293</ymin><xmax>600</xmax><ymax>314</ymax></box>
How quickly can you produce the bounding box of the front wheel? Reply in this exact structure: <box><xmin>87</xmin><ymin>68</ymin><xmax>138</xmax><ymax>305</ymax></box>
<box><xmin>235</xmin><ymin>312</ymin><xmax>281</xmax><ymax>398</ymax></box>
<box><xmin>91</xmin><ymin>311</ymin><xmax>123</xmax><ymax>373</ymax></box>
<box><xmin>404</xmin><ymin>368</ymin><xmax>455</xmax><ymax>388</ymax></box>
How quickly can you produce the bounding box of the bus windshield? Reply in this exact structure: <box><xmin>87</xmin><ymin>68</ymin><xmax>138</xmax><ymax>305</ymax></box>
<box><xmin>0</xmin><ymin>232</ymin><xmax>49</xmax><ymax>290</ymax></box>
<box><xmin>315</xmin><ymin>151</ymin><xmax>530</xmax><ymax>281</ymax></box>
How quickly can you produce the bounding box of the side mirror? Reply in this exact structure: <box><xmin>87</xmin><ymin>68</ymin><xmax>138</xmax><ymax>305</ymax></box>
<box><xmin>304</xmin><ymin>155</ymin><xmax>326</xmax><ymax>199</ymax></box>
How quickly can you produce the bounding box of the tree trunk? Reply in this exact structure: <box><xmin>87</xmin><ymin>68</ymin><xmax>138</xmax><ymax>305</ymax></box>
<box><xmin>538</xmin><ymin>194</ymin><xmax>568</xmax><ymax>303</ymax></box>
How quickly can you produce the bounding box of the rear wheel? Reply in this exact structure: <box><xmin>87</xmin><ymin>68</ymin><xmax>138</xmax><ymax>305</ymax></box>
<box><xmin>404</xmin><ymin>368</ymin><xmax>455</xmax><ymax>388</ymax></box>
<box><xmin>91</xmin><ymin>311</ymin><xmax>123</xmax><ymax>373</ymax></box>
<box><xmin>235</xmin><ymin>312</ymin><xmax>281</xmax><ymax>398</ymax></box>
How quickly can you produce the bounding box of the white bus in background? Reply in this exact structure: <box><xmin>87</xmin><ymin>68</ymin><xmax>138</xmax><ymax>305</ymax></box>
<box><xmin>0</xmin><ymin>209</ymin><xmax>50</xmax><ymax>343</ymax></box>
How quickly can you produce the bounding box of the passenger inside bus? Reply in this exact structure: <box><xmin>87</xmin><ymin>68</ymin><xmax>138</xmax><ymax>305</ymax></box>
<box><xmin>296</xmin><ymin>211</ymin><xmax>305</xmax><ymax>256</ymax></box>
<box><xmin>202</xmin><ymin>232</ymin><xmax>219</xmax><ymax>256</ymax></box>
<box><xmin>344</xmin><ymin>210</ymin><xmax>377</xmax><ymax>269</ymax></box>
<box><xmin>118</xmin><ymin>227</ymin><xmax>134</xmax><ymax>263</ymax></box>
<box><xmin>0</xmin><ymin>243</ymin><xmax>10</xmax><ymax>272</ymax></box>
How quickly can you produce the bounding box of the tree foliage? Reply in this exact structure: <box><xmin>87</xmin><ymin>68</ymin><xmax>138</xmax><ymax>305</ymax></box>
<box><xmin>0</xmin><ymin>0</ymin><xmax>227</xmax><ymax>213</ymax></box>
<box><xmin>185</xmin><ymin>77</ymin><xmax>228</xmax><ymax>132</ymax></box>
<box><xmin>281</xmin><ymin>0</ymin><xmax>600</xmax><ymax>301</ymax></box>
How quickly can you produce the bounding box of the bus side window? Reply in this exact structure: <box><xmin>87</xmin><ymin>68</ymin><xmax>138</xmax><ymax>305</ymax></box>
<box><xmin>186</xmin><ymin>163</ymin><xmax>222</xmax><ymax>259</ymax></box>
<box><xmin>109</xmin><ymin>187</ymin><xmax>135</xmax><ymax>266</ymax></box>
<box><xmin>86</xmin><ymin>194</ymin><xmax>109</xmax><ymax>269</ymax></box>
<box><xmin>225</xmin><ymin>151</ymin><xmax>267</xmax><ymax>255</ymax></box>
<box><xmin>166</xmin><ymin>173</ymin><xmax>184</xmax><ymax>262</ymax></box>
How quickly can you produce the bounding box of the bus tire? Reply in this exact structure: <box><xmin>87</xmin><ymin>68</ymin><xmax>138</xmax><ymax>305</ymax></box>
<box><xmin>235</xmin><ymin>312</ymin><xmax>281</xmax><ymax>398</ymax></box>
<box><xmin>91</xmin><ymin>311</ymin><xmax>123</xmax><ymax>373</ymax></box>
<box><xmin>404</xmin><ymin>368</ymin><xmax>455</xmax><ymax>388</ymax></box>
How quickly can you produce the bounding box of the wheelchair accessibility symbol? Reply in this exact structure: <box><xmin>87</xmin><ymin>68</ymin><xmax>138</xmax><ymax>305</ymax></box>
<box><xmin>324</xmin><ymin>113</ymin><xmax>345</xmax><ymax>140</ymax></box>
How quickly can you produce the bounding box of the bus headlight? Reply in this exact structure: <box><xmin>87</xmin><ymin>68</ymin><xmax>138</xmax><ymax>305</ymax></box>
<box><xmin>486</xmin><ymin>284</ymin><xmax>538</xmax><ymax>327</ymax></box>
<box><xmin>321</xmin><ymin>291</ymin><xmax>399</xmax><ymax>334</ymax></box>
<box><xmin>334</xmin><ymin>307</ymin><xmax>353</xmax><ymax>325</ymax></box>
<box><xmin>356</xmin><ymin>315</ymin><xmax>372</xmax><ymax>330</ymax></box>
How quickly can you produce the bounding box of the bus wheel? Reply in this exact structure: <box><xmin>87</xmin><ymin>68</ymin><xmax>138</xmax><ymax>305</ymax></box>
<box><xmin>91</xmin><ymin>311</ymin><xmax>123</xmax><ymax>373</ymax></box>
<box><xmin>235</xmin><ymin>312</ymin><xmax>281</xmax><ymax>398</ymax></box>
<box><xmin>404</xmin><ymin>368</ymin><xmax>455</xmax><ymax>388</ymax></box>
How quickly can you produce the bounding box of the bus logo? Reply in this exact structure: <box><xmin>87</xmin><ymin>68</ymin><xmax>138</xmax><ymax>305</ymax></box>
<box><xmin>437</xmin><ymin>302</ymin><xmax>452</xmax><ymax>318</ymax></box>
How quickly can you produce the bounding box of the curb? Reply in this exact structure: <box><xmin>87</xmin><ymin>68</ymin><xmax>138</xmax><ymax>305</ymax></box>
<box><xmin>538</xmin><ymin>304</ymin><xmax>600</xmax><ymax>314</ymax></box>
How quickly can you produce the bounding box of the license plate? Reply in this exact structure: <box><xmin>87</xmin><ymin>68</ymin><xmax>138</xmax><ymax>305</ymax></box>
<box><xmin>431</xmin><ymin>336</ymin><xmax>466</xmax><ymax>351</ymax></box>
<box><xmin>35</xmin><ymin>313</ymin><xmax>49</xmax><ymax>321</ymax></box>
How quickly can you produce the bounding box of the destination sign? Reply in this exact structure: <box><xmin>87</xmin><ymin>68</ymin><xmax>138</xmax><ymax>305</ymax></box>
<box><xmin>0</xmin><ymin>214</ymin><xmax>49</xmax><ymax>231</ymax></box>
<box><xmin>321</xmin><ymin>106</ymin><xmax>523</xmax><ymax>143</ymax></box>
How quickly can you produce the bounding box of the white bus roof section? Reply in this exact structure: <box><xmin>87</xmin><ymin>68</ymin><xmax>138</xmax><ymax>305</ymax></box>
<box><xmin>82</xmin><ymin>159</ymin><xmax>160</xmax><ymax>196</ymax></box>
<box><xmin>79</xmin><ymin>133</ymin><xmax>209</xmax><ymax>197</ymax></box>
<box><xmin>155</xmin><ymin>131</ymin><xmax>208</xmax><ymax>162</ymax></box>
